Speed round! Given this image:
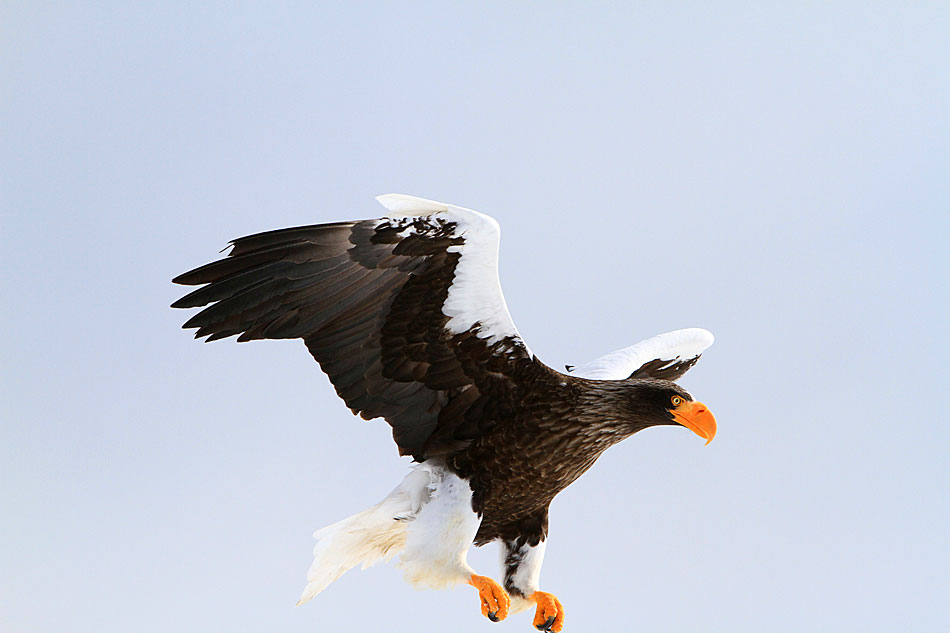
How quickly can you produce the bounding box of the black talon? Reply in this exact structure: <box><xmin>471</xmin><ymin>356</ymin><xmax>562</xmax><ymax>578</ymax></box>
<box><xmin>536</xmin><ymin>615</ymin><xmax>556</xmax><ymax>631</ymax></box>
<box><xmin>487</xmin><ymin>611</ymin><xmax>500</xmax><ymax>622</ymax></box>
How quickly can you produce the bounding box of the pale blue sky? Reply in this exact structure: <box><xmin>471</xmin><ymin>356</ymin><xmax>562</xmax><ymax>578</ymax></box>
<box><xmin>2</xmin><ymin>3</ymin><xmax>948</xmax><ymax>632</ymax></box>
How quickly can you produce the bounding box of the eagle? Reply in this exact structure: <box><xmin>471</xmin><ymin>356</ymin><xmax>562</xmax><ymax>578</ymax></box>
<box><xmin>172</xmin><ymin>194</ymin><xmax>717</xmax><ymax>632</ymax></box>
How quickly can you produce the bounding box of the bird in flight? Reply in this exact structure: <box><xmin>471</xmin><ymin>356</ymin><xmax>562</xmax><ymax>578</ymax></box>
<box><xmin>172</xmin><ymin>194</ymin><xmax>717</xmax><ymax>632</ymax></box>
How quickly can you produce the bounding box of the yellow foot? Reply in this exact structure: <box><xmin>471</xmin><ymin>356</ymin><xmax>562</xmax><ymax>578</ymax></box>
<box><xmin>529</xmin><ymin>591</ymin><xmax>565</xmax><ymax>632</ymax></box>
<box><xmin>468</xmin><ymin>574</ymin><xmax>510</xmax><ymax>622</ymax></box>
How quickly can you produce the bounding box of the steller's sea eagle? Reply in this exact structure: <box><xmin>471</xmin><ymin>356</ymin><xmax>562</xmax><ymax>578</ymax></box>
<box><xmin>172</xmin><ymin>194</ymin><xmax>717</xmax><ymax>632</ymax></box>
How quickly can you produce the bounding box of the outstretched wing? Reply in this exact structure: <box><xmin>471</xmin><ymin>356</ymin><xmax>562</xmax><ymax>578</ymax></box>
<box><xmin>172</xmin><ymin>194</ymin><xmax>537</xmax><ymax>461</ymax></box>
<box><xmin>566</xmin><ymin>328</ymin><xmax>713</xmax><ymax>381</ymax></box>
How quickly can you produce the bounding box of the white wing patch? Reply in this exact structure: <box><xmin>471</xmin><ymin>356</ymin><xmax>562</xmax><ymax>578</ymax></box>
<box><xmin>376</xmin><ymin>194</ymin><xmax>530</xmax><ymax>354</ymax></box>
<box><xmin>568</xmin><ymin>328</ymin><xmax>714</xmax><ymax>380</ymax></box>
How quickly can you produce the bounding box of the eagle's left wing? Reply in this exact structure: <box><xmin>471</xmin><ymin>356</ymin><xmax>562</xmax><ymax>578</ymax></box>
<box><xmin>566</xmin><ymin>328</ymin><xmax>714</xmax><ymax>381</ymax></box>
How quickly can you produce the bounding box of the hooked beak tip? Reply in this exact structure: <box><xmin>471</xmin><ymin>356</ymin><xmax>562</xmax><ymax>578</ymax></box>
<box><xmin>672</xmin><ymin>401</ymin><xmax>717</xmax><ymax>445</ymax></box>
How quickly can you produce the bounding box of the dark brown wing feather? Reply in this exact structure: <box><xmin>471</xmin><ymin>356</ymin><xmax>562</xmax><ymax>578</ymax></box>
<box><xmin>172</xmin><ymin>215</ymin><xmax>535</xmax><ymax>461</ymax></box>
<box><xmin>628</xmin><ymin>355</ymin><xmax>701</xmax><ymax>381</ymax></box>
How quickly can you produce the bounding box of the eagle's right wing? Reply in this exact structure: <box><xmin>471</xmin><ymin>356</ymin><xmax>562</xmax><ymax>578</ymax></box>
<box><xmin>172</xmin><ymin>194</ymin><xmax>539</xmax><ymax>462</ymax></box>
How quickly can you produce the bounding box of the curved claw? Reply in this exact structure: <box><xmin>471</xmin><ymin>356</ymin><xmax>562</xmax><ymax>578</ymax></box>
<box><xmin>468</xmin><ymin>574</ymin><xmax>510</xmax><ymax>623</ymax></box>
<box><xmin>530</xmin><ymin>591</ymin><xmax>564</xmax><ymax>632</ymax></box>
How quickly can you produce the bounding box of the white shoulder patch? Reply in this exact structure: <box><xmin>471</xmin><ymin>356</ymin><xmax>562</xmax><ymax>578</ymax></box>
<box><xmin>374</xmin><ymin>194</ymin><xmax>526</xmax><ymax>353</ymax></box>
<box><xmin>569</xmin><ymin>328</ymin><xmax>714</xmax><ymax>380</ymax></box>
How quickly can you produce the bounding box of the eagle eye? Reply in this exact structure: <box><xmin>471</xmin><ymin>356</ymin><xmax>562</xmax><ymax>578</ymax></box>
<box><xmin>671</xmin><ymin>395</ymin><xmax>684</xmax><ymax>407</ymax></box>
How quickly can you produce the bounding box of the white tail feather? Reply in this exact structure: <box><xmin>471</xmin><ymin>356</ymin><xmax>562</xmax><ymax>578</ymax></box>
<box><xmin>296</xmin><ymin>466</ymin><xmax>433</xmax><ymax>605</ymax></box>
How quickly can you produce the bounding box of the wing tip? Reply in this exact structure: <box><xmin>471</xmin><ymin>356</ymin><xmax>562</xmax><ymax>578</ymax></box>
<box><xmin>375</xmin><ymin>193</ymin><xmax>448</xmax><ymax>215</ymax></box>
<box><xmin>677</xmin><ymin>327</ymin><xmax>715</xmax><ymax>351</ymax></box>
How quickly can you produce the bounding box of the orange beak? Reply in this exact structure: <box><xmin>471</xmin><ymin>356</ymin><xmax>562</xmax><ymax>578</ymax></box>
<box><xmin>671</xmin><ymin>401</ymin><xmax>717</xmax><ymax>445</ymax></box>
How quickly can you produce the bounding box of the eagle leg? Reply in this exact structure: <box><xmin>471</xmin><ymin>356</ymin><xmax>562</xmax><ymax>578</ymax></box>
<box><xmin>499</xmin><ymin>511</ymin><xmax>565</xmax><ymax>632</ymax></box>
<box><xmin>528</xmin><ymin>591</ymin><xmax>564</xmax><ymax>632</ymax></box>
<box><xmin>468</xmin><ymin>574</ymin><xmax>510</xmax><ymax>622</ymax></box>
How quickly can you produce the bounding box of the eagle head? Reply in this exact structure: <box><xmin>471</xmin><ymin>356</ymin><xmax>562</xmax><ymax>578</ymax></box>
<box><xmin>618</xmin><ymin>379</ymin><xmax>717</xmax><ymax>444</ymax></box>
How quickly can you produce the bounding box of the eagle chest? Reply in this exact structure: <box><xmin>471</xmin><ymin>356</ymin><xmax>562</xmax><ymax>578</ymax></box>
<box><xmin>456</xmin><ymin>383</ymin><xmax>612</xmax><ymax>540</ymax></box>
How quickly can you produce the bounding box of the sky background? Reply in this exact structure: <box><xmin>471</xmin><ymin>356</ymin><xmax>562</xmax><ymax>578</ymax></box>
<box><xmin>2</xmin><ymin>3</ymin><xmax>949</xmax><ymax>632</ymax></box>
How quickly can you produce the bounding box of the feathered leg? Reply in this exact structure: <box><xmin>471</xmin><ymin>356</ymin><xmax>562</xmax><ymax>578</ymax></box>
<box><xmin>500</xmin><ymin>508</ymin><xmax>565</xmax><ymax>632</ymax></box>
<box><xmin>397</xmin><ymin>464</ymin><xmax>510</xmax><ymax>622</ymax></box>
